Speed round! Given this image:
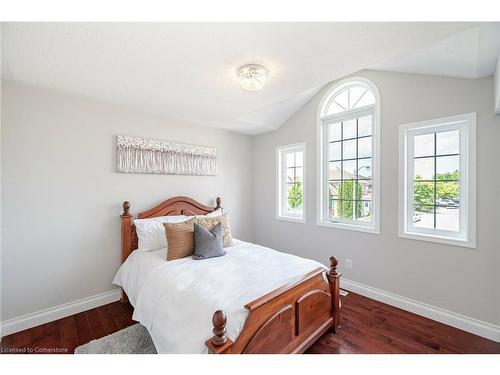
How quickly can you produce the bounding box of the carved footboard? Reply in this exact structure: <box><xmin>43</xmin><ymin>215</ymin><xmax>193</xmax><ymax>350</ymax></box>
<box><xmin>206</xmin><ymin>257</ymin><xmax>341</xmax><ymax>354</ymax></box>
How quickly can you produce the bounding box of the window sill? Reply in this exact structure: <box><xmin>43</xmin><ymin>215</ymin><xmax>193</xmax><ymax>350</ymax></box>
<box><xmin>399</xmin><ymin>231</ymin><xmax>475</xmax><ymax>248</ymax></box>
<box><xmin>276</xmin><ymin>215</ymin><xmax>306</xmax><ymax>224</ymax></box>
<box><xmin>317</xmin><ymin>220</ymin><xmax>379</xmax><ymax>234</ymax></box>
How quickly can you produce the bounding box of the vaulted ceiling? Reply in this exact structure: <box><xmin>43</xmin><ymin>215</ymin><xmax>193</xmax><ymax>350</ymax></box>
<box><xmin>375</xmin><ymin>23</ymin><xmax>500</xmax><ymax>79</ymax></box>
<box><xmin>2</xmin><ymin>22</ymin><xmax>498</xmax><ymax>134</ymax></box>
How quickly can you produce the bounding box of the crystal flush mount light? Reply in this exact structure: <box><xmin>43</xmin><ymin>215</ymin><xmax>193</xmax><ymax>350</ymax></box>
<box><xmin>237</xmin><ymin>64</ymin><xmax>268</xmax><ymax>92</ymax></box>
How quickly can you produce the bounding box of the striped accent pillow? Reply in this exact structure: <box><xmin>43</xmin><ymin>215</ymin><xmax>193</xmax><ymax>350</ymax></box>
<box><xmin>163</xmin><ymin>222</ymin><xmax>194</xmax><ymax>261</ymax></box>
<box><xmin>186</xmin><ymin>213</ymin><xmax>233</xmax><ymax>248</ymax></box>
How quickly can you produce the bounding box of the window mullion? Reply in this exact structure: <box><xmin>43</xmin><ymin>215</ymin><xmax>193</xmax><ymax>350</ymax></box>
<box><xmin>433</xmin><ymin>132</ymin><xmax>437</xmax><ymax>229</ymax></box>
<box><xmin>355</xmin><ymin>117</ymin><xmax>359</xmax><ymax>221</ymax></box>
<box><xmin>283</xmin><ymin>151</ymin><xmax>287</xmax><ymax>216</ymax></box>
<box><xmin>340</xmin><ymin>120</ymin><xmax>344</xmax><ymax>221</ymax></box>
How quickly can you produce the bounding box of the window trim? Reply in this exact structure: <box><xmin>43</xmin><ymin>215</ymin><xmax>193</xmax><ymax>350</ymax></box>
<box><xmin>398</xmin><ymin>112</ymin><xmax>476</xmax><ymax>248</ymax></box>
<box><xmin>276</xmin><ymin>142</ymin><xmax>306</xmax><ymax>223</ymax></box>
<box><xmin>317</xmin><ymin>77</ymin><xmax>381</xmax><ymax>234</ymax></box>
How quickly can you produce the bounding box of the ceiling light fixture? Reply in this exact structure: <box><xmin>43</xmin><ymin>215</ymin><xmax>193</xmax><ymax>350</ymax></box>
<box><xmin>237</xmin><ymin>64</ymin><xmax>268</xmax><ymax>92</ymax></box>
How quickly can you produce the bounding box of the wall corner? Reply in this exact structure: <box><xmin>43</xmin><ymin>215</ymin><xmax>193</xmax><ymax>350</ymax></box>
<box><xmin>495</xmin><ymin>51</ymin><xmax>500</xmax><ymax>114</ymax></box>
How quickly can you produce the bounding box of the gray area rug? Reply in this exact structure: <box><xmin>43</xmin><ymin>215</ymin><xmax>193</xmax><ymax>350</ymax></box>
<box><xmin>75</xmin><ymin>323</ymin><xmax>157</xmax><ymax>354</ymax></box>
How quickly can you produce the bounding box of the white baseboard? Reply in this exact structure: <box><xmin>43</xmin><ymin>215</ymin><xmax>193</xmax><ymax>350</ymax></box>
<box><xmin>1</xmin><ymin>289</ymin><xmax>121</xmax><ymax>337</ymax></box>
<box><xmin>341</xmin><ymin>278</ymin><xmax>500</xmax><ymax>343</ymax></box>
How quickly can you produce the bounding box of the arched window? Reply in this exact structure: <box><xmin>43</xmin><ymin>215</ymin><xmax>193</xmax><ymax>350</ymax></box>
<box><xmin>317</xmin><ymin>78</ymin><xmax>380</xmax><ymax>233</ymax></box>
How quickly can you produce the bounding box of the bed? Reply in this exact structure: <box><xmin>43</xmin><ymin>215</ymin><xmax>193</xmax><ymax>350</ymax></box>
<box><xmin>115</xmin><ymin>196</ymin><xmax>341</xmax><ymax>354</ymax></box>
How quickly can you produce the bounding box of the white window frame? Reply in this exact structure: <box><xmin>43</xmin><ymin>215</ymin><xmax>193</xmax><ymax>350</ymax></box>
<box><xmin>276</xmin><ymin>142</ymin><xmax>306</xmax><ymax>223</ymax></box>
<box><xmin>399</xmin><ymin>112</ymin><xmax>476</xmax><ymax>248</ymax></box>
<box><xmin>317</xmin><ymin>77</ymin><xmax>381</xmax><ymax>234</ymax></box>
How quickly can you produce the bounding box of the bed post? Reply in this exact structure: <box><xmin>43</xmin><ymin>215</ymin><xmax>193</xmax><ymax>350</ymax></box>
<box><xmin>120</xmin><ymin>201</ymin><xmax>132</xmax><ymax>303</ymax></box>
<box><xmin>215</xmin><ymin>197</ymin><xmax>222</xmax><ymax>210</ymax></box>
<box><xmin>206</xmin><ymin>310</ymin><xmax>234</xmax><ymax>354</ymax></box>
<box><xmin>327</xmin><ymin>256</ymin><xmax>341</xmax><ymax>333</ymax></box>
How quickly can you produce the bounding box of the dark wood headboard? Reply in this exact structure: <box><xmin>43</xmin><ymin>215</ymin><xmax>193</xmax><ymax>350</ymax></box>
<box><xmin>120</xmin><ymin>196</ymin><xmax>221</xmax><ymax>265</ymax></box>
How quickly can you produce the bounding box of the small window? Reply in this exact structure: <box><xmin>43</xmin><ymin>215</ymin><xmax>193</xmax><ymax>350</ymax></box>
<box><xmin>399</xmin><ymin>113</ymin><xmax>476</xmax><ymax>247</ymax></box>
<box><xmin>318</xmin><ymin>78</ymin><xmax>380</xmax><ymax>233</ymax></box>
<box><xmin>276</xmin><ymin>143</ymin><xmax>306</xmax><ymax>222</ymax></box>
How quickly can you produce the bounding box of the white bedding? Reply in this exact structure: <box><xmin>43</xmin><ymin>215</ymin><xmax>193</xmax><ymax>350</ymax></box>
<box><xmin>113</xmin><ymin>239</ymin><xmax>326</xmax><ymax>353</ymax></box>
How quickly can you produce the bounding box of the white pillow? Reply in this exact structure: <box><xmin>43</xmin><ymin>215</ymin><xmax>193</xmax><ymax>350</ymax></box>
<box><xmin>185</xmin><ymin>208</ymin><xmax>224</xmax><ymax>219</ymax></box>
<box><xmin>134</xmin><ymin>215</ymin><xmax>188</xmax><ymax>251</ymax></box>
<box><xmin>206</xmin><ymin>208</ymin><xmax>223</xmax><ymax>217</ymax></box>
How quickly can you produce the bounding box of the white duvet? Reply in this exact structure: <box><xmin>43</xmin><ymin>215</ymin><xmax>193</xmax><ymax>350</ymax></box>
<box><xmin>113</xmin><ymin>239</ymin><xmax>326</xmax><ymax>353</ymax></box>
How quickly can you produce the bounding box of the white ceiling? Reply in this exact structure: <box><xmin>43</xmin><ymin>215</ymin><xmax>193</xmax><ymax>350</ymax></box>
<box><xmin>375</xmin><ymin>23</ymin><xmax>500</xmax><ymax>79</ymax></box>
<box><xmin>2</xmin><ymin>22</ymin><xmax>497</xmax><ymax>134</ymax></box>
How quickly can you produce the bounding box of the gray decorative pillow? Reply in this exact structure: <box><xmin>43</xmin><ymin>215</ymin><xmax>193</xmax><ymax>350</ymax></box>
<box><xmin>193</xmin><ymin>222</ymin><xmax>226</xmax><ymax>260</ymax></box>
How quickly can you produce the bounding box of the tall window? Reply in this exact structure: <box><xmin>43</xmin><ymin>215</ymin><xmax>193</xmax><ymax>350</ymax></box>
<box><xmin>277</xmin><ymin>143</ymin><xmax>306</xmax><ymax>222</ymax></box>
<box><xmin>399</xmin><ymin>113</ymin><xmax>476</xmax><ymax>247</ymax></box>
<box><xmin>318</xmin><ymin>78</ymin><xmax>380</xmax><ymax>233</ymax></box>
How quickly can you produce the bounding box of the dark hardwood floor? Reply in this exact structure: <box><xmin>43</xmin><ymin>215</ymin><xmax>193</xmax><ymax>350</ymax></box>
<box><xmin>1</xmin><ymin>291</ymin><xmax>499</xmax><ymax>354</ymax></box>
<box><xmin>0</xmin><ymin>302</ymin><xmax>135</xmax><ymax>354</ymax></box>
<box><xmin>307</xmin><ymin>292</ymin><xmax>500</xmax><ymax>354</ymax></box>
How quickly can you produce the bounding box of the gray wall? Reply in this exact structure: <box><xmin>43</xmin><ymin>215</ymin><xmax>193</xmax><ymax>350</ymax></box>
<box><xmin>496</xmin><ymin>53</ymin><xmax>500</xmax><ymax>114</ymax></box>
<box><xmin>1</xmin><ymin>81</ymin><xmax>253</xmax><ymax>320</ymax></box>
<box><xmin>253</xmin><ymin>70</ymin><xmax>500</xmax><ymax>325</ymax></box>
<box><xmin>0</xmin><ymin>27</ymin><xmax>3</xmax><ymax>334</ymax></box>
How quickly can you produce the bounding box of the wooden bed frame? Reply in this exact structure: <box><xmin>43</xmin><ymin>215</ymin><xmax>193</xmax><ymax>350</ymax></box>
<box><xmin>120</xmin><ymin>196</ymin><xmax>341</xmax><ymax>354</ymax></box>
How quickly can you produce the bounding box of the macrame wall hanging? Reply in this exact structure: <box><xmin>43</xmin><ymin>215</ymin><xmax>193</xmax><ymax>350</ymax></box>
<box><xmin>116</xmin><ymin>135</ymin><xmax>217</xmax><ymax>176</ymax></box>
